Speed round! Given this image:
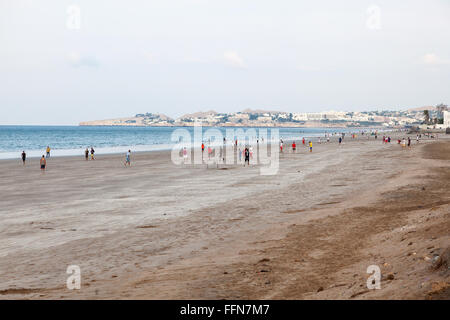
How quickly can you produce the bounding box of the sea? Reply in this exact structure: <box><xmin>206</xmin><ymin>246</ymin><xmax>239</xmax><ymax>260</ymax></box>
<box><xmin>0</xmin><ymin>125</ymin><xmax>384</xmax><ymax>159</ymax></box>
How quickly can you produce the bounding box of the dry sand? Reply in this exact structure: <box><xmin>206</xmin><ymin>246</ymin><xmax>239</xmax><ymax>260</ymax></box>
<box><xmin>0</xmin><ymin>133</ymin><xmax>448</xmax><ymax>299</ymax></box>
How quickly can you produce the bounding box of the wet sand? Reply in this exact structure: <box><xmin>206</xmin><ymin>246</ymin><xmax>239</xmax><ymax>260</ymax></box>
<box><xmin>0</xmin><ymin>134</ymin><xmax>449</xmax><ymax>299</ymax></box>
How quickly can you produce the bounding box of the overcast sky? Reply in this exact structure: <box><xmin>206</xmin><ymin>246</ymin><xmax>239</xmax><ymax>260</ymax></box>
<box><xmin>1</xmin><ymin>0</ymin><xmax>449</xmax><ymax>125</ymax></box>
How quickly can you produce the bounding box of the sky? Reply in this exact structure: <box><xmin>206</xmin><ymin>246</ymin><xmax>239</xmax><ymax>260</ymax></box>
<box><xmin>1</xmin><ymin>0</ymin><xmax>449</xmax><ymax>125</ymax></box>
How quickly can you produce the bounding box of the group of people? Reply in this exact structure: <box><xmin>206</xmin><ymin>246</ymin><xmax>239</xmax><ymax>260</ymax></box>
<box><xmin>84</xmin><ymin>147</ymin><xmax>96</xmax><ymax>160</ymax></box>
<box><xmin>19</xmin><ymin>146</ymin><xmax>54</xmax><ymax>171</ymax></box>
<box><xmin>200</xmin><ymin>142</ymin><xmax>251</xmax><ymax>165</ymax></box>
<box><xmin>382</xmin><ymin>135</ymin><xmax>415</xmax><ymax>149</ymax></box>
<box><xmin>396</xmin><ymin>137</ymin><xmax>413</xmax><ymax>149</ymax></box>
<box><xmin>20</xmin><ymin>145</ymin><xmax>132</xmax><ymax>171</ymax></box>
<box><xmin>20</xmin><ymin>147</ymin><xmax>51</xmax><ymax>171</ymax></box>
<box><xmin>281</xmin><ymin>135</ymin><xmax>345</xmax><ymax>153</ymax></box>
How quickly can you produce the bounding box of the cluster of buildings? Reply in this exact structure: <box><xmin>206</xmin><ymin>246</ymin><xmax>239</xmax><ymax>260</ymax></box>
<box><xmin>164</xmin><ymin>109</ymin><xmax>426</xmax><ymax>127</ymax></box>
<box><xmin>80</xmin><ymin>105</ymin><xmax>450</xmax><ymax>129</ymax></box>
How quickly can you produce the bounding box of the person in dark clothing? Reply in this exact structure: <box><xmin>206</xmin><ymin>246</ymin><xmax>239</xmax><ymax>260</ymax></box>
<box><xmin>21</xmin><ymin>151</ymin><xmax>26</xmax><ymax>165</ymax></box>
<box><xmin>244</xmin><ymin>147</ymin><xmax>250</xmax><ymax>166</ymax></box>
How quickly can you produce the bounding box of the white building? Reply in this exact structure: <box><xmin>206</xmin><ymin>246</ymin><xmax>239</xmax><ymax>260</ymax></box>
<box><xmin>444</xmin><ymin>111</ymin><xmax>450</xmax><ymax>128</ymax></box>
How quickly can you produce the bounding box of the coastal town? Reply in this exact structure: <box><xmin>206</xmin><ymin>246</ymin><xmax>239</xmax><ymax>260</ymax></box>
<box><xmin>80</xmin><ymin>104</ymin><xmax>449</xmax><ymax>129</ymax></box>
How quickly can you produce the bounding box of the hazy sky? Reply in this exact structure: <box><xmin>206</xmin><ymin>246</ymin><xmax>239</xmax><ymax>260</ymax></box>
<box><xmin>1</xmin><ymin>0</ymin><xmax>449</xmax><ymax>125</ymax></box>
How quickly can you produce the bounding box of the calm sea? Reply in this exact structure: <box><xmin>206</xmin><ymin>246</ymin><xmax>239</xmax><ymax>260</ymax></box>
<box><xmin>0</xmin><ymin>125</ymin><xmax>380</xmax><ymax>159</ymax></box>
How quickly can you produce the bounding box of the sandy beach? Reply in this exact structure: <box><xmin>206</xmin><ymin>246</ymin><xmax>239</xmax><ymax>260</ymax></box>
<box><xmin>0</xmin><ymin>133</ymin><xmax>449</xmax><ymax>299</ymax></box>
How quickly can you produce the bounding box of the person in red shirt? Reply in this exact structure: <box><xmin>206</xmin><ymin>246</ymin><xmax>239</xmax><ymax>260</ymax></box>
<box><xmin>302</xmin><ymin>138</ymin><xmax>305</xmax><ymax>145</ymax></box>
<box><xmin>292</xmin><ymin>141</ymin><xmax>296</xmax><ymax>152</ymax></box>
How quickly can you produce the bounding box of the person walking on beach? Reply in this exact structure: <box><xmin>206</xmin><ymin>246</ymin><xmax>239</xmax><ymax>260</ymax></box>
<box><xmin>21</xmin><ymin>151</ymin><xmax>26</xmax><ymax>165</ymax></box>
<box><xmin>338</xmin><ymin>137</ymin><xmax>342</xmax><ymax>145</ymax></box>
<box><xmin>302</xmin><ymin>137</ymin><xmax>305</xmax><ymax>146</ymax></box>
<box><xmin>292</xmin><ymin>141</ymin><xmax>296</xmax><ymax>152</ymax></box>
<box><xmin>201</xmin><ymin>142</ymin><xmax>205</xmax><ymax>162</ymax></box>
<box><xmin>125</xmin><ymin>150</ymin><xmax>131</xmax><ymax>166</ymax></box>
<box><xmin>85</xmin><ymin>148</ymin><xmax>89</xmax><ymax>160</ymax></box>
<box><xmin>46</xmin><ymin>146</ymin><xmax>51</xmax><ymax>158</ymax></box>
<box><xmin>309</xmin><ymin>141</ymin><xmax>313</xmax><ymax>152</ymax></box>
<box><xmin>238</xmin><ymin>147</ymin><xmax>242</xmax><ymax>163</ymax></box>
<box><xmin>244</xmin><ymin>147</ymin><xmax>250</xmax><ymax>166</ymax></box>
<box><xmin>90</xmin><ymin>147</ymin><xmax>95</xmax><ymax>160</ymax></box>
<box><xmin>40</xmin><ymin>155</ymin><xmax>46</xmax><ymax>171</ymax></box>
<box><xmin>407</xmin><ymin>137</ymin><xmax>411</xmax><ymax>149</ymax></box>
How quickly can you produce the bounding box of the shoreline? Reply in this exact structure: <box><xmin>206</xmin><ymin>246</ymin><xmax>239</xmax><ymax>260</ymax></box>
<box><xmin>0</xmin><ymin>126</ymin><xmax>403</xmax><ymax>161</ymax></box>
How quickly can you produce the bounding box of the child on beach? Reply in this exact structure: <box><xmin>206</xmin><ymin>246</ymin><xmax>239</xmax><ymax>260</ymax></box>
<box><xmin>85</xmin><ymin>148</ymin><xmax>89</xmax><ymax>160</ymax></box>
<box><xmin>309</xmin><ymin>141</ymin><xmax>312</xmax><ymax>152</ymax></box>
<box><xmin>46</xmin><ymin>146</ymin><xmax>51</xmax><ymax>158</ymax></box>
<box><xmin>292</xmin><ymin>141</ymin><xmax>296</xmax><ymax>152</ymax></box>
<box><xmin>90</xmin><ymin>147</ymin><xmax>95</xmax><ymax>160</ymax></box>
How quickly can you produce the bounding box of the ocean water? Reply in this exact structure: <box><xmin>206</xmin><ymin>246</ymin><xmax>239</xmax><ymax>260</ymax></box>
<box><xmin>0</xmin><ymin>125</ymin><xmax>381</xmax><ymax>159</ymax></box>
